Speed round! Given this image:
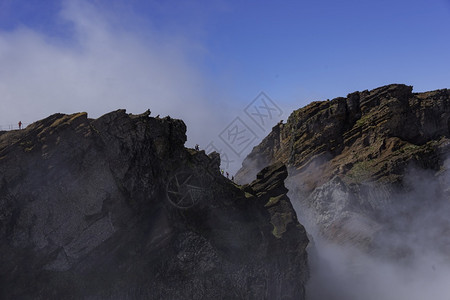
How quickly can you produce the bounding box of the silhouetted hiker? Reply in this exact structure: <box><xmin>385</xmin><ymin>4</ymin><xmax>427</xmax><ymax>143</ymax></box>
<box><xmin>195</xmin><ymin>144</ymin><xmax>199</xmax><ymax>151</ymax></box>
<box><xmin>232</xmin><ymin>176</ymin><xmax>234</xmax><ymax>182</ymax></box>
<box><xmin>18</xmin><ymin>121</ymin><xmax>22</xmax><ymax>130</ymax></box>
<box><xmin>226</xmin><ymin>172</ymin><xmax>229</xmax><ymax>179</ymax></box>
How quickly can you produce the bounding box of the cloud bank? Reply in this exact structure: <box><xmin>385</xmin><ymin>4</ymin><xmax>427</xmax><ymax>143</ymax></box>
<box><xmin>0</xmin><ymin>0</ymin><xmax>224</xmax><ymax>147</ymax></box>
<box><xmin>294</xmin><ymin>161</ymin><xmax>450</xmax><ymax>300</ymax></box>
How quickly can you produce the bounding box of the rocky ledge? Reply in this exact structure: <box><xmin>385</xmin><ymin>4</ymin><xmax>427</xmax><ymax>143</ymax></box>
<box><xmin>0</xmin><ymin>110</ymin><xmax>308</xmax><ymax>299</ymax></box>
<box><xmin>236</xmin><ymin>84</ymin><xmax>450</xmax><ymax>251</ymax></box>
<box><xmin>237</xmin><ymin>84</ymin><xmax>450</xmax><ymax>188</ymax></box>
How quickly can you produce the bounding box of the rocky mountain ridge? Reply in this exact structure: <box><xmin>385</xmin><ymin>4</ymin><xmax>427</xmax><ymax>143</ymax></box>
<box><xmin>0</xmin><ymin>110</ymin><xmax>308</xmax><ymax>299</ymax></box>
<box><xmin>237</xmin><ymin>84</ymin><xmax>450</xmax><ymax>187</ymax></box>
<box><xmin>236</xmin><ymin>84</ymin><xmax>450</xmax><ymax>251</ymax></box>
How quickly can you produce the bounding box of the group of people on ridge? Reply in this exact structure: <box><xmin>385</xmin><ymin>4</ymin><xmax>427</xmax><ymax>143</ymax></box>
<box><xmin>194</xmin><ymin>144</ymin><xmax>235</xmax><ymax>182</ymax></box>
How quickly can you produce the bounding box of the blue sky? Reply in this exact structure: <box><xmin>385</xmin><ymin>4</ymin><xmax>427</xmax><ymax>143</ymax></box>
<box><xmin>1</xmin><ymin>0</ymin><xmax>449</xmax><ymax>172</ymax></box>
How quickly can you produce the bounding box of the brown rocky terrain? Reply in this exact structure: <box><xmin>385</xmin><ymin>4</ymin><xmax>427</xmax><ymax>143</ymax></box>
<box><xmin>237</xmin><ymin>84</ymin><xmax>450</xmax><ymax>187</ymax></box>
<box><xmin>236</xmin><ymin>84</ymin><xmax>450</xmax><ymax>251</ymax></box>
<box><xmin>0</xmin><ymin>110</ymin><xmax>308</xmax><ymax>299</ymax></box>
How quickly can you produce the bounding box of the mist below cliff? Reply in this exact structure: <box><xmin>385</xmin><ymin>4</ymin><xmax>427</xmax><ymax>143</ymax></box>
<box><xmin>305</xmin><ymin>235</ymin><xmax>450</xmax><ymax>300</ymax></box>
<box><xmin>289</xmin><ymin>161</ymin><xmax>450</xmax><ymax>300</ymax></box>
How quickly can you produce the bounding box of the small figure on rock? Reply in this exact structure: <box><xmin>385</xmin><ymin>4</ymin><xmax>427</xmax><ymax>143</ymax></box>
<box><xmin>226</xmin><ymin>172</ymin><xmax>229</xmax><ymax>179</ymax></box>
<box><xmin>195</xmin><ymin>144</ymin><xmax>199</xmax><ymax>151</ymax></box>
<box><xmin>231</xmin><ymin>175</ymin><xmax>234</xmax><ymax>182</ymax></box>
<box><xmin>221</xmin><ymin>169</ymin><xmax>224</xmax><ymax>175</ymax></box>
<box><xmin>18</xmin><ymin>121</ymin><xmax>22</xmax><ymax>130</ymax></box>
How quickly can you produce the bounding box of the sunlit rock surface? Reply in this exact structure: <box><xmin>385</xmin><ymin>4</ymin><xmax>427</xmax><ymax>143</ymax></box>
<box><xmin>236</xmin><ymin>84</ymin><xmax>450</xmax><ymax>251</ymax></box>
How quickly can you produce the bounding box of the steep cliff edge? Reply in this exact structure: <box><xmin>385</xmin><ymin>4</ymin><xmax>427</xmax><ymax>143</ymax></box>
<box><xmin>236</xmin><ymin>84</ymin><xmax>450</xmax><ymax>250</ymax></box>
<box><xmin>0</xmin><ymin>110</ymin><xmax>308</xmax><ymax>299</ymax></box>
<box><xmin>237</xmin><ymin>84</ymin><xmax>450</xmax><ymax>187</ymax></box>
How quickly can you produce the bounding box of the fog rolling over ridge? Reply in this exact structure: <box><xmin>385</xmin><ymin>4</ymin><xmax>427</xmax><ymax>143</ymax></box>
<box><xmin>1</xmin><ymin>83</ymin><xmax>449</xmax><ymax>299</ymax></box>
<box><xmin>236</xmin><ymin>84</ymin><xmax>450</xmax><ymax>299</ymax></box>
<box><xmin>2</xmin><ymin>1</ymin><xmax>450</xmax><ymax>298</ymax></box>
<box><xmin>292</xmin><ymin>162</ymin><xmax>450</xmax><ymax>300</ymax></box>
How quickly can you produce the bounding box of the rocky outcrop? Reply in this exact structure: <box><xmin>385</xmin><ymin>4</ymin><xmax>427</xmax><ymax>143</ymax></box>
<box><xmin>237</xmin><ymin>84</ymin><xmax>450</xmax><ymax>187</ymax></box>
<box><xmin>0</xmin><ymin>110</ymin><xmax>308</xmax><ymax>299</ymax></box>
<box><xmin>236</xmin><ymin>84</ymin><xmax>450</xmax><ymax>250</ymax></box>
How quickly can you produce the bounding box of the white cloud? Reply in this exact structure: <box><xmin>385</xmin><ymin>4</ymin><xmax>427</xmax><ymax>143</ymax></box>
<box><xmin>297</xmin><ymin>163</ymin><xmax>450</xmax><ymax>300</ymax></box>
<box><xmin>0</xmin><ymin>0</ymin><xmax>223</xmax><ymax>146</ymax></box>
<box><xmin>0</xmin><ymin>0</ymin><xmax>289</xmax><ymax>175</ymax></box>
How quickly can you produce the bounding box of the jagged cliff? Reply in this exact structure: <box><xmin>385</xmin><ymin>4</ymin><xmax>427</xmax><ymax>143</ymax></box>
<box><xmin>0</xmin><ymin>110</ymin><xmax>309</xmax><ymax>299</ymax></box>
<box><xmin>237</xmin><ymin>84</ymin><xmax>450</xmax><ymax>186</ymax></box>
<box><xmin>236</xmin><ymin>84</ymin><xmax>450</xmax><ymax>250</ymax></box>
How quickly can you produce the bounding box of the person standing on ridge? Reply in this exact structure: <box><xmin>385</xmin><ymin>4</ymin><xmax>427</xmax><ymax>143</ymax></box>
<box><xmin>18</xmin><ymin>121</ymin><xmax>22</xmax><ymax>130</ymax></box>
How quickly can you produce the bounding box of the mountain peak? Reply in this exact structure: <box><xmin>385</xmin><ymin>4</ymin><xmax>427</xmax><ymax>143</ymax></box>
<box><xmin>236</xmin><ymin>84</ymin><xmax>450</xmax><ymax>189</ymax></box>
<box><xmin>0</xmin><ymin>109</ymin><xmax>309</xmax><ymax>299</ymax></box>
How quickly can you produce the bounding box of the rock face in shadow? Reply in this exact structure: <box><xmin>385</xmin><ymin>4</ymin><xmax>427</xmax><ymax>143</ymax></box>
<box><xmin>0</xmin><ymin>110</ymin><xmax>308</xmax><ymax>299</ymax></box>
<box><xmin>236</xmin><ymin>84</ymin><xmax>450</xmax><ymax>250</ymax></box>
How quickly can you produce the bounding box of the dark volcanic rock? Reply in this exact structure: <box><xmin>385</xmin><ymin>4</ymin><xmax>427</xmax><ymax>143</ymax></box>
<box><xmin>0</xmin><ymin>110</ymin><xmax>308</xmax><ymax>299</ymax></box>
